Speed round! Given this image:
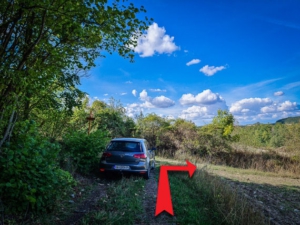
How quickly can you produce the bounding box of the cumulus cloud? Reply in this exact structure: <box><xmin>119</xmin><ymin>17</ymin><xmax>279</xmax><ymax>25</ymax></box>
<box><xmin>133</xmin><ymin>23</ymin><xmax>179</xmax><ymax>57</ymax></box>
<box><xmin>199</xmin><ymin>65</ymin><xmax>226</xmax><ymax>76</ymax></box>
<box><xmin>151</xmin><ymin>96</ymin><xmax>175</xmax><ymax>108</ymax></box>
<box><xmin>138</xmin><ymin>89</ymin><xmax>175</xmax><ymax>109</ymax></box>
<box><xmin>179</xmin><ymin>106</ymin><xmax>208</xmax><ymax>120</ymax></box>
<box><xmin>186</xmin><ymin>59</ymin><xmax>201</xmax><ymax>66</ymax></box>
<box><xmin>179</xmin><ymin>89</ymin><xmax>224</xmax><ymax>105</ymax></box>
<box><xmin>230</xmin><ymin>98</ymin><xmax>299</xmax><ymax>123</ymax></box>
<box><xmin>132</xmin><ymin>89</ymin><xmax>137</xmax><ymax>97</ymax></box>
<box><xmin>104</xmin><ymin>94</ymin><xmax>108</xmax><ymax>96</ymax></box>
<box><xmin>120</xmin><ymin>92</ymin><xmax>127</xmax><ymax>96</ymax></box>
<box><xmin>277</xmin><ymin>101</ymin><xmax>298</xmax><ymax>111</ymax></box>
<box><xmin>274</xmin><ymin>91</ymin><xmax>284</xmax><ymax>96</ymax></box>
<box><xmin>149</xmin><ymin>88</ymin><xmax>167</xmax><ymax>92</ymax></box>
<box><xmin>140</xmin><ymin>101</ymin><xmax>155</xmax><ymax>108</ymax></box>
<box><xmin>125</xmin><ymin>103</ymin><xmax>143</xmax><ymax>118</ymax></box>
<box><xmin>139</xmin><ymin>89</ymin><xmax>151</xmax><ymax>101</ymax></box>
<box><xmin>230</xmin><ymin>98</ymin><xmax>273</xmax><ymax>114</ymax></box>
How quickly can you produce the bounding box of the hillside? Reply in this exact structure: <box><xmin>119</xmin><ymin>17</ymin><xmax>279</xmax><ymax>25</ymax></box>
<box><xmin>276</xmin><ymin>116</ymin><xmax>300</xmax><ymax>124</ymax></box>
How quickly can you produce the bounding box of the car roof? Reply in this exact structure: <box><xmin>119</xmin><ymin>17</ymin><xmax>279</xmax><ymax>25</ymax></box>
<box><xmin>111</xmin><ymin>137</ymin><xmax>146</xmax><ymax>142</ymax></box>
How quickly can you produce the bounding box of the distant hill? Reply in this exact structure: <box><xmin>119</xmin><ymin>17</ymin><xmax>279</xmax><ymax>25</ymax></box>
<box><xmin>276</xmin><ymin>116</ymin><xmax>300</xmax><ymax>124</ymax></box>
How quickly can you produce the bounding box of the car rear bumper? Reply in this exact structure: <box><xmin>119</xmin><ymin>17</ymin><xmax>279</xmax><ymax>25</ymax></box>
<box><xmin>99</xmin><ymin>161</ymin><xmax>148</xmax><ymax>173</ymax></box>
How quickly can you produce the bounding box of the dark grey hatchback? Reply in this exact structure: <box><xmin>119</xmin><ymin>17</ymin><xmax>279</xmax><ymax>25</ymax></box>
<box><xmin>99</xmin><ymin>138</ymin><xmax>155</xmax><ymax>179</ymax></box>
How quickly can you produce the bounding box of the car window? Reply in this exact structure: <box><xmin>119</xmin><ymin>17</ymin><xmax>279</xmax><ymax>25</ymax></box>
<box><xmin>107</xmin><ymin>141</ymin><xmax>142</xmax><ymax>152</ymax></box>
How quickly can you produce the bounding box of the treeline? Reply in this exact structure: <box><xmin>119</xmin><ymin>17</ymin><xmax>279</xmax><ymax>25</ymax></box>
<box><xmin>135</xmin><ymin>109</ymin><xmax>237</xmax><ymax>157</ymax></box>
<box><xmin>233</xmin><ymin>122</ymin><xmax>300</xmax><ymax>152</ymax></box>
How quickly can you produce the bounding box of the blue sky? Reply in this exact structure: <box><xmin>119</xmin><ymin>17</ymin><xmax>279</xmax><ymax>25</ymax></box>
<box><xmin>80</xmin><ymin>0</ymin><xmax>300</xmax><ymax>125</ymax></box>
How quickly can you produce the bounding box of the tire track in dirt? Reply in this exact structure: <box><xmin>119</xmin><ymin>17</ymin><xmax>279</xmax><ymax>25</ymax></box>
<box><xmin>135</xmin><ymin>162</ymin><xmax>177</xmax><ymax>225</ymax></box>
<box><xmin>63</xmin><ymin>182</ymin><xmax>108</xmax><ymax>225</ymax></box>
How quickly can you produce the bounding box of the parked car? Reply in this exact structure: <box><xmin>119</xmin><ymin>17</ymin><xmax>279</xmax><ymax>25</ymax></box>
<box><xmin>99</xmin><ymin>138</ymin><xmax>156</xmax><ymax>179</ymax></box>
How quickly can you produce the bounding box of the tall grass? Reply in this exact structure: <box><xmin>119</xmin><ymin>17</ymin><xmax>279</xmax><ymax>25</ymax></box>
<box><xmin>166</xmin><ymin>162</ymin><xmax>268</xmax><ymax>225</ymax></box>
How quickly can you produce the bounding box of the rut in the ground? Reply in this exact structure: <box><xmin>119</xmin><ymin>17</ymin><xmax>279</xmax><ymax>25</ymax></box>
<box><xmin>63</xmin><ymin>183</ymin><xmax>108</xmax><ymax>225</ymax></box>
<box><xmin>135</xmin><ymin>164</ymin><xmax>176</xmax><ymax>225</ymax></box>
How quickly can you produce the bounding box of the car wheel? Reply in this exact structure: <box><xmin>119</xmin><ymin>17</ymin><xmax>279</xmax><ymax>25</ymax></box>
<box><xmin>144</xmin><ymin>166</ymin><xmax>150</xmax><ymax>180</ymax></box>
<box><xmin>151</xmin><ymin>160</ymin><xmax>155</xmax><ymax>170</ymax></box>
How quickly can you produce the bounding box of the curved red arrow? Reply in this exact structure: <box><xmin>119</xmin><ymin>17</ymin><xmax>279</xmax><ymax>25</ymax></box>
<box><xmin>155</xmin><ymin>160</ymin><xmax>196</xmax><ymax>216</ymax></box>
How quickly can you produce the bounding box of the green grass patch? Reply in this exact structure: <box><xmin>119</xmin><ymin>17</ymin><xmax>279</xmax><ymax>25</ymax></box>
<box><xmin>80</xmin><ymin>176</ymin><xmax>145</xmax><ymax>225</ymax></box>
<box><xmin>157</xmin><ymin>160</ymin><xmax>266</xmax><ymax>225</ymax></box>
<box><xmin>169</xmin><ymin>171</ymin><xmax>226</xmax><ymax>225</ymax></box>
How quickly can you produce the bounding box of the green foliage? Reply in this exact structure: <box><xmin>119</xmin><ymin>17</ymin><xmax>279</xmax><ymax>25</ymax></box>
<box><xmin>201</xmin><ymin>109</ymin><xmax>235</xmax><ymax>140</ymax></box>
<box><xmin>69</xmin><ymin>97</ymin><xmax>133</xmax><ymax>138</ymax></box>
<box><xmin>276</xmin><ymin>116</ymin><xmax>300</xmax><ymax>124</ymax></box>
<box><xmin>0</xmin><ymin>0</ymin><xmax>151</xmax><ymax>147</ymax></box>
<box><xmin>62</xmin><ymin>129</ymin><xmax>110</xmax><ymax>174</ymax></box>
<box><xmin>233</xmin><ymin>123</ymin><xmax>285</xmax><ymax>148</ymax></box>
<box><xmin>136</xmin><ymin>113</ymin><xmax>171</xmax><ymax>147</ymax></box>
<box><xmin>0</xmin><ymin>121</ymin><xmax>75</xmax><ymax>214</ymax></box>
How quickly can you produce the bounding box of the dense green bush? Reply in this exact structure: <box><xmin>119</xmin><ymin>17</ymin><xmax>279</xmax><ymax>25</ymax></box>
<box><xmin>0</xmin><ymin>121</ymin><xmax>75</xmax><ymax>214</ymax></box>
<box><xmin>62</xmin><ymin>129</ymin><xmax>109</xmax><ymax>174</ymax></box>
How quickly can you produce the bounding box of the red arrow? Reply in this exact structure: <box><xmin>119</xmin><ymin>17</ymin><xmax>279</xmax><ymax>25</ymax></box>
<box><xmin>155</xmin><ymin>160</ymin><xmax>196</xmax><ymax>216</ymax></box>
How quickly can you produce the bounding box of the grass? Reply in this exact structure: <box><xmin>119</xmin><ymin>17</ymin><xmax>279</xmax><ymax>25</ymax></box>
<box><xmin>158</xmin><ymin>159</ymin><xmax>268</xmax><ymax>225</ymax></box>
<box><xmin>168</xmin><ymin>172</ymin><xmax>226</xmax><ymax>224</ymax></box>
<box><xmin>80</xmin><ymin>176</ymin><xmax>146</xmax><ymax>225</ymax></box>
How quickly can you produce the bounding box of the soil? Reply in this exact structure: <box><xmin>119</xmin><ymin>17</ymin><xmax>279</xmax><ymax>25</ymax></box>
<box><xmin>134</xmin><ymin>161</ymin><xmax>176</xmax><ymax>225</ymax></box>
<box><xmin>62</xmin><ymin>174</ymin><xmax>108</xmax><ymax>225</ymax></box>
<box><xmin>215</xmin><ymin>171</ymin><xmax>300</xmax><ymax>225</ymax></box>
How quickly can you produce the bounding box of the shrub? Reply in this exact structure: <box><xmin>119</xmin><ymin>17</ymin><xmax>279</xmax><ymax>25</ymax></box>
<box><xmin>0</xmin><ymin>121</ymin><xmax>75</xmax><ymax>214</ymax></box>
<box><xmin>62</xmin><ymin>129</ymin><xmax>109</xmax><ymax>174</ymax></box>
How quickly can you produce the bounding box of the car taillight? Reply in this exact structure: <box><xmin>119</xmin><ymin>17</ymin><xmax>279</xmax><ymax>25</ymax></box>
<box><xmin>133</xmin><ymin>153</ymin><xmax>147</xmax><ymax>159</ymax></box>
<box><xmin>102</xmin><ymin>152</ymin><xmax>112</xmax><ymax>158</ymax></box>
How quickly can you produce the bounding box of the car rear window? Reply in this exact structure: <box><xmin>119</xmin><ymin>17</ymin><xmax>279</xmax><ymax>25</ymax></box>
<box><xmin>106</xmin><ymin>141</ymin><xmax>142</xmax><ymax>152</ymax></box>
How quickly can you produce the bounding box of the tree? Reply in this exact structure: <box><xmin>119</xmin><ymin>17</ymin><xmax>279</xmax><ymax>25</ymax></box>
<box><xmin>136</xmin><ymin>113</ymin><xmax>170</xmax><ymax>147</ymax></box>
<box><xmin>0</xmin><ymin>0</ymin><xmax>151</xmax><ymax>148</ymax></box>
<box><xmin>201</xmin><ymin>110</ymin><xmax>235</xmax><ymax>140</ymax></box>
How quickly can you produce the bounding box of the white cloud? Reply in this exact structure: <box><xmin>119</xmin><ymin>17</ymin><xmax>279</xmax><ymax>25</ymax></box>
<box><xmin>199</xmin><ymin>65</ymin><xmax>226</xmax><ymax>76</ymax></box>
<box><xmin>132</xmin><ymin>89</ymin><xmax>137</xmax><ymax>97</ymax></box>
<box><xmin>125</xmin><ymin>103</ymin><xmax>143</xmax><ymax>118</ymax></box>
<box><xmin>149</xmin><ymin>88</ymin><xmax>167</xmax><ymax>92</ymax></box>
<box><xmin>120</xmin><ymin>92</ymin><xmax>127</xmax><ymax>96</ymax></box>
<box><xmin>140</xmin><ymin>101</ymin><xmax>155</xmax><ymax>108</ymax></box>
<box><xmin>179</xmin><ymin>106</ymin><xmax>208</xmax><ymax>120</ymax></box>
<box><xmin>151</xmin><ymin>96</ymin><xmax>175</xmax><ymax>108</ymax></box>
<box><xmin>274</xmin><ymin>91</ymin><xmax>284</xmax><ymax>96</ymax></box>
<box><xmin>138</xmin><ymin>89</ymin><xmax>175</xmax><ymax>109</ymax></box>
<box><xmin>133</xmin><ymin>23</ymin><xmax>179</xmax><ymax>57</ymax></box>
<box><xmin>230</xmin><ymin>98</ymin><xmax>273</xmax><ymax>115</ymax></box>
<box><xmin>230</xmin><ymin>98</ymin><xmax>299</xmax><ymax>124</ymax></box>
<box><xmin>277</xmin><ymin>101</ymin><xmax>298</xmax><ymax>111</ymax></box>
<box><xmin>184</xmin><ymin>50</ymin><xmax>188</xmax><ymax>53</ymax></box>
<box><xmin>139</xmin><ymin>89</ymin><xmax>151</xmax><ymax>101</ymax></box>
<box><xmin>179</xmin><ymin>89</ymin><xmax>224</xmax><ymax>105</ymax></box>
<box><xmin>125</xmin><ymin>81</ymin><xmax>132</xmax><ymax>84</ymax></box>
<box><xmin>186</xmin><ymin>59</ymin><xmax>201</xmax><ymax>66</ymax></box>
<box><xmin>104</xmin><ymin>94</ymin><xmax>109</xmax><ymax>96</ymax></box>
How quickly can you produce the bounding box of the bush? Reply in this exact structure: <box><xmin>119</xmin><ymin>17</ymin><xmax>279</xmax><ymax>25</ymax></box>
<box><xmin>0</xmin><ymin>121</ymin><xmax>75</xmax><ymax>214</ymax></box>
<box><xmin>62</xmin><ymin>129</ymin><xmax>109</xmax><ymax>174</ymax></box>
